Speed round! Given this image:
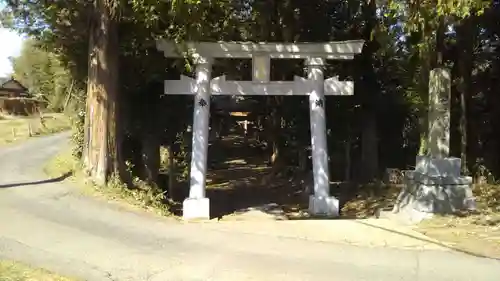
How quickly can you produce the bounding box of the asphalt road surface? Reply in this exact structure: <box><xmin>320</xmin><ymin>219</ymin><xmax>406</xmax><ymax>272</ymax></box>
<box><xmin>1</xmin><ymin>133</ymin><xmax>500</xmax><ymax>281</ymax></box>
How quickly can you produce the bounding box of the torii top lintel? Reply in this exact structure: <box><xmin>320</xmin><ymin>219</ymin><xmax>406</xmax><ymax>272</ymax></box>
<box><xmin>156</xmin><ymin>40</ymin><xmax>365</xmax><ymax>60</ymax></box>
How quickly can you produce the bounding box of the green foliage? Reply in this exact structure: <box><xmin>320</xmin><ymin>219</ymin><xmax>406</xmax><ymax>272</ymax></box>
<box><xmin>105</xmin><ymin>172</ymin><xmax>171</xmax><ymax>215</ymax></box>
<box><xmin>70</xmin><ymin>110</ymin><xmax>86</xmax><ymax>159</ymax></box>
<box><xmin>387</xmin><ymin>0</ymin><xmax>490</xmax><ymax>33</ymax></box>
<box><xmin>11</xmin><ymin>39</ymin><xmax>73</xmax><ymax>112</ymax></box>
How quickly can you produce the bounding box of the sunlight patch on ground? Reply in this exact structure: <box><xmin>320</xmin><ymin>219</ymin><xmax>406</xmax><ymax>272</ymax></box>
<box><xmin>0</xmin><ymin>260</ymin><xmax>77</xmax><ymax>281</ymax></box>
<box><xmin>417</xmin><ymin>216</ymin><xmax>500</xmax><ymax>259</ymax></box>
<box><xmin>220</xmin><ymin>203</ymin><xmax>312</xmax><ymax>221</ymax></box>
<box><xmin>206</xmin><ymin>180</ymin><xmax>232</xmax><ymax>189</ymax></box>
<box><xmin>224</xmin><ymin>159</ymin><xmax>247</xmax><ymax>165</ymax></box>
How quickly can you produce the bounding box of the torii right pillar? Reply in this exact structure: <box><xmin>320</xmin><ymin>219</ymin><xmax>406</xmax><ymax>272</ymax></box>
<box><xmin>306</xmin><ymin>57</ymin><xmax>338</xmax><ymax>217</ymax></box>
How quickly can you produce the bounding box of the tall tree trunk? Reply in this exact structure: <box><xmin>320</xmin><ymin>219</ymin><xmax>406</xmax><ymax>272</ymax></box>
<box><xmin>82</xmin><ymin>18</ymin><xmax>94</xmax><ymax>171</ymax></box>
<box><xmin>269</xmin><ymin>100</ymin><xmax>281</xmax><ymax>166</ymax></box>
<box><xmin>141</xmin><ymin>133</ymin><xmax>160</xmax><ymax>185</ymax></box>
<box><xmin>431</xmin><ymin>15</ymin><xmax>446</xmax><ymax>69</ymax></box>
<box><xmin>83</xmin><ymin>0</ymin><xmax>120</xmax><ymax>185</ymax></box>
<box><xmin>344</xmin><ymin>125</ymin><xmax>352</xmax><ymax>181</ymax></box>
<box><xmin>167</xmin><ymin>144</ymin><xmax>176</xmax><ymax>198</ymax></box>
<box><xmin>417</xmin><ymin>45</ymin><xmax>431</xmax><ymax>155</ymax></box>
<box><xmin>359</xmin><ymin>0</ymin><xmax>379</xmax><ymax>182</ymax></box>
<box><xmin>361</xmin><ymin>113</ymin><xmax>378</xmax><ymax>181</ymax></box>
<box><xmin>457</xmin><ymin>15</ymin><xmax>476</xmax><ymax>175</ymax></box>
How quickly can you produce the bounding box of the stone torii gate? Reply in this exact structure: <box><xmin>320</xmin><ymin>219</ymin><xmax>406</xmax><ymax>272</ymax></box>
<box><xmin>156</xmin><ymin>40</ymin><xmax>364</xmax><ymax>219</ymax></box>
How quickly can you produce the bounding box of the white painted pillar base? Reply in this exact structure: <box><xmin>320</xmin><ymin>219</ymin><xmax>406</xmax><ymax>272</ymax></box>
<box><xmin>183</xmin><ymin>197</ymin><xmax>210</xmax><ymax>220</ymax></box>
<box><xmin>307</xmin><ymin>57</ymin><xmax>339</xmax><ymax>217</ymax></box>
<box><xmin>308</xmin><ymin>195</ymin><xmax>339</xmax><ymax>217</ymax></box>
<box><xmin>184</xmin><ymin>57</ymin><xmax>212</xmax><ymax>220</ymax></box>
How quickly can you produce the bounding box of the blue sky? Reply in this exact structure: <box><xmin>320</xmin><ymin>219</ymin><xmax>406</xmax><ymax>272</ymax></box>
<box><xmin>0</xmin><ymin>28</ymin><xmax>24</xmax><ymax>77</ymax></box>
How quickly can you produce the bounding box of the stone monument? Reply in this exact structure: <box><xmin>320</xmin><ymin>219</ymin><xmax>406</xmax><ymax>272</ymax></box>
<box><xmin>393</xmin><ymin>68</ymin><xmax>476</xmax><ymax>222</ymax></box>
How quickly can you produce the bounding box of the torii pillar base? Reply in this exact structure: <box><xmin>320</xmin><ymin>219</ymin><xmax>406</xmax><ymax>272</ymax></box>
<box><xmin>183</xmin><ymin>198</ymin><xmax>210</xmax><ymax>220</ymax></box>
<box><xmin>308</xmin><ymin>195</ymin><xmax>339</xmax><ymax>217</ymax></box>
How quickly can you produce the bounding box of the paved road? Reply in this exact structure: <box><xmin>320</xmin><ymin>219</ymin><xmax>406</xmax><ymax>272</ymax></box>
<box><xmin>1</xmin><ymin>133</ymin><xmax>500</xmax><ymax>281</ymax></box>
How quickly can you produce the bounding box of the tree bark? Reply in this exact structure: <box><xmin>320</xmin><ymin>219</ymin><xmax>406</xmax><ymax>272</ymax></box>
<box><xmin>167</xmin><ymin>144</ymin><xmax>176</xmax><ymax>198</ymax></box>
<box><xmin>457</xmin><ymin>15</ymin><xmax>475</xmax><ymax>175</ymax></box>
<box><xmin>141</xmin><ymin>133</ymin><xmax>160</xmax><ymax>185</ymax></box>
<box><xmin>344</xmin><ymin>134</ymin><xmax>351</xmax><ymax>182</ymax></box>
<box><xmin>417</xmin><ymin>46</ymin><xmax>431</xmax><ymax>155</ymax></box>
<box><xmin>269</xmin><ymin>106</ymin><xmax>280</xmax><ymax>165</ymax></box>
<box><xmin>83</xmin><ymin>0</ymin><xmax>120</xmax><ymax>185</ymax></box>
<box><xmin>269</xmin><ymin>96</ymin><xmax>286</xmax><ymax>167</ymax></box>
<box><xmin>361</xmin><ymin>112</ymin><xmax>378</xmax><ymax>181</ymax></box>
<box><xmin>359</xmin><ymin>0</ymin><xmax>379</xmax><ymax>182</ymax></box>
<box><xmin>431</xmin><ymin>15</ymin><xmax>446</xmax><ymax>69</ymax></box>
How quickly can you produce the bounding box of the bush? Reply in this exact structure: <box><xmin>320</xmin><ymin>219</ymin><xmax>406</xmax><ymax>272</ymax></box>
<box><xmin>71</xmin><ymin>109</ymin><xmax>85</xmax><ymax>158</ymax></box>
<box><xmin>473</xmin><ymin>184</ymin><xmax>500</xmax><ymax>213</ymax></box>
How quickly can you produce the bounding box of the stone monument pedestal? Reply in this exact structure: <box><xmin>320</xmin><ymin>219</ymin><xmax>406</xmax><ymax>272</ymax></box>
<box><xmin>393</xmin><ymin>156</ymin><xmax>475</xmax><ymax>222</ymax></box>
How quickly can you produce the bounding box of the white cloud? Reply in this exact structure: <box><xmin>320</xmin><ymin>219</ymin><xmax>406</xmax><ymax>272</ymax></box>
<box><xmin>0</xmin><ymin>28</ymin><xmax>25</xmax><ymax>77</ymax></box>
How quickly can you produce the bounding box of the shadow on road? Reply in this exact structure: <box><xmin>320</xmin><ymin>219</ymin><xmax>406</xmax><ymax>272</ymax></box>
<box><xmin>0</xmin><ymin>171</ymin><xmax>73</xmax><ymax>189</ymax></box>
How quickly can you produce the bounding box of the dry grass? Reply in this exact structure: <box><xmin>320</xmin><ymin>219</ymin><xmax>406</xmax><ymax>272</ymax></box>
<box><xmin>0</xmin><ymin>260</ymin><xmax>77</xmax><ymax>281</ymax></box>
<box><xmin>416</xmin><ymin>184</ymin><xmax>500</xmax><ymax>258</ymax></box>
<box><xmin>417</xmin><ymin>216</ymin><xmax>500</xmax><ymax>259</ymax></box>
<box><xmin>338</xmin><ymin>180</ymin><xmax>500</xmax><ymax>258</ymax></box>
<box><xmin>340</xmin><ymin>183</ymin><xmax>401</xmax><ymax>218</ymax></box>
<box><xmin>0</xmin><ymin>113</ymin><xmax>71</xmax><ymax>146</ymax></box>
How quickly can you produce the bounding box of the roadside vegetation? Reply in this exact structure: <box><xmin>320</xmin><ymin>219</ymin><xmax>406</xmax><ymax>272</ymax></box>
<box><xmin>0</xmin><ymin>113</ymin><xmax>71</xmax><ymax>146</ymax></box>
<box><xmin>0</xmin><ymin>260</ymin><xmax>77</xmax><ymax>281</ymax></box>
<box><xmin>44</xmin><ymin>148</ymin><xmax>174</xmax><ymax>218</ymax></box>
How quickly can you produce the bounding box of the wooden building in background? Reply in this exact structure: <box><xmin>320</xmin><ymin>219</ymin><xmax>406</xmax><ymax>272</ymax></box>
<box><xmin>0</xmin><ymin>77</ymin><xmax>46</xmax><ymax>115</ymax></box>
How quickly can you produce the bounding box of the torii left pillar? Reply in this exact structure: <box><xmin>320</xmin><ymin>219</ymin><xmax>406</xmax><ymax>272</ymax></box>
<box><xmin>184</xmin><ymin>57</ymin><xmax>212</xmax><ymax>220</ymax></box>
<box><xmin>306</xmin><ymin>57</ymin><xmax>338</xmax><ymax>217</ymax></box>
